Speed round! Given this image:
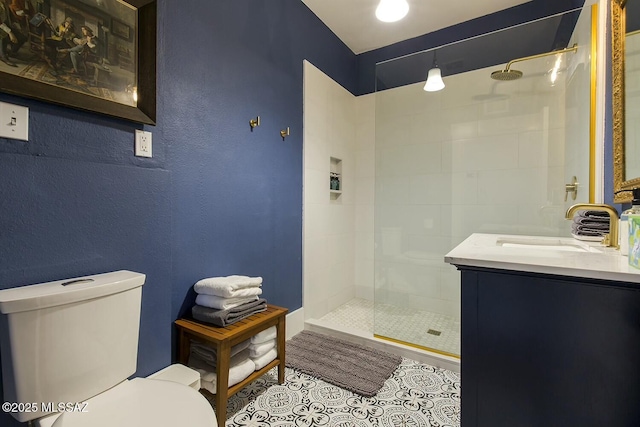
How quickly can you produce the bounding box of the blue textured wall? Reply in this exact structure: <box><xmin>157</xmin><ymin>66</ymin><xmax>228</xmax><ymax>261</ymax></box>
<box><xmin>0</xmin><ymin>1</ymin><xmax>354</xmax><ymax>425</ymax></box>
<box><xmin>160</xmin><ymin>0</ymin><xmax>356</xmax><ymax>324</ymax></box>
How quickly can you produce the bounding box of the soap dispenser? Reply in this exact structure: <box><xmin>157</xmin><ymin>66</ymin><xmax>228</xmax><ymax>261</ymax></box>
<box><xmin>619</xmin><ymin>188</ymin><xmax>640</xmax><ymax>256</ymax></box>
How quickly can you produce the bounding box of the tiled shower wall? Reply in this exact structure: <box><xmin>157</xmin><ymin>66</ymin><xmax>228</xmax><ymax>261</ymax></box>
<box><xmin>355</xmin><ymin>94</ymin><xmax>376</xmax><ymax>301</ymax></box>
<box><xmin>303</xmin><ymin>61</ymin><xmax>358</xmax><ymax>320</ymax></box>
<box><xmin>303</xmin><ymin>62</ymin><xmax>377</xmax><ymax>319</ymax></box>
<box><xmin>374</xmin><ymin>63</ymin><xmax>572</xmax><ymax>320</ymax></box>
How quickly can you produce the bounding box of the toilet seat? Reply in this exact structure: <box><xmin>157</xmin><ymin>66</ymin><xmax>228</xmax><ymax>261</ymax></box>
<box><xmin>51</xmin><ymin>378</ymin><xmax>217</xmax><ymax>427</ymax></box>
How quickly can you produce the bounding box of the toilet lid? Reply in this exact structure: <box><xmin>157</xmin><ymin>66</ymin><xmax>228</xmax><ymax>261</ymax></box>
<box><xmin>52</xmin><ymin>378</ymin><xmax>217</xmax><ymax>427</ymax></box>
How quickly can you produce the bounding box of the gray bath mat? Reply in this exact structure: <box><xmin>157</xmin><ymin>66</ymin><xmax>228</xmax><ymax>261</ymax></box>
<box><xmin>286</xmin><ymin>330</ymin><xmax>402</xmax><ymax>397</ymax></box>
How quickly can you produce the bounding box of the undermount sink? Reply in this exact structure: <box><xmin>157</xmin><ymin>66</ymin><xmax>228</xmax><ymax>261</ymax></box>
<box><xmin>496</xmin><ymin>237</ymin><xmax>603</xmax><ymax>253</ymax></box>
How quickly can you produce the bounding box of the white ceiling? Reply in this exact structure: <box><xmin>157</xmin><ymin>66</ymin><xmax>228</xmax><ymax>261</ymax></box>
<box><xmin>302</xmin><ymin>0</ymin><xmax>532</xmax><ymax>54</ymax></box>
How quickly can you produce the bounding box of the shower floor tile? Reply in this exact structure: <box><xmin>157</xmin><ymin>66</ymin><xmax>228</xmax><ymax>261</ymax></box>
<box><xmin>319</xmin><ymin>298</ymin><xmax>460</xmax><ymax>356</ymax></box>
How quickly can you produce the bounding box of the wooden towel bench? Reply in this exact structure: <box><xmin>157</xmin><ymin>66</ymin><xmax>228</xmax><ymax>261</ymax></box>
<box><xmin>175</xmin><ymin>305</ymin><xmax>287</xmax><ymax>426</ymax></box>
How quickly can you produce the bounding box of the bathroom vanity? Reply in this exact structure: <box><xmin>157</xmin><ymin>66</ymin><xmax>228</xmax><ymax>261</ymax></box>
<box><xmin>445</xmin><ymin>234</ymin><xmax>640</xmax><ymax>427</ymax></box>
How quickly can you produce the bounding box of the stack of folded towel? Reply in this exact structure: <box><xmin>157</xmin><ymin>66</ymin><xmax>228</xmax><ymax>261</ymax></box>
<box><xmin>571</xmin><ymin>210</ymin><xmax>611</xmax><ymax>241</ymax></box>
<box><xmin>192</xmin><ymin>275</ymin><xmax>267</xmax><ymax>327</ymax></box>
<box><xmin>188</xmin><ymin>339</ymin><xmax>255</xmax><ymax>394</ymax></box>
<box><xmin>249</xmin><ymin>326</ymin><xmax>278</xmax><ymax>370</ymax></box>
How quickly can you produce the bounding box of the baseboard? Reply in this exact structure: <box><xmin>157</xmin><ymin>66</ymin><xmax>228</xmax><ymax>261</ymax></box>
<box><xmin>286</xmin><ymin>308</ymin><xmax>305</xmax><ymax>340</ymax></box>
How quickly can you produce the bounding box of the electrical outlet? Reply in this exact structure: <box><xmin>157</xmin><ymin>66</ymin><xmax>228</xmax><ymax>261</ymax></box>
<box><xmin>0</xmin><ymin>101</ymin><xmax>29</xmax><ymax>141</ymax></box>
<box><xmin>135</xmin><ymin>130</ymin><xmax>152</xmax><ymax>158</ymax></box>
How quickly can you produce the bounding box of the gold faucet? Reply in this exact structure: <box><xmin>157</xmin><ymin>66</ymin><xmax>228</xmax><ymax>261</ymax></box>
<box><xmin>565</xmin><ymin>204</ymin><xmax>620</xmax><ymax>249</ymax></box>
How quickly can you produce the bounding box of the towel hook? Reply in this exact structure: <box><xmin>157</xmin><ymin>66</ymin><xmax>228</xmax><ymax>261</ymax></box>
<box><xmin>249</xmin><ymin>116</ymin><xmax>260</xmax><ymax>131</ymax></box>
<box><xmin>280</xmin><ymin>127</ymin><xmax>290</xmax><ymax>141</ymax></box>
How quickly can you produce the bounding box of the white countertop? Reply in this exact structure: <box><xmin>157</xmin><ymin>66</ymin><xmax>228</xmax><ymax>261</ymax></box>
<box><xmin>444</xmin><ymin>233</ymin><xmax>640</xmax><ymax>283</ymax></box>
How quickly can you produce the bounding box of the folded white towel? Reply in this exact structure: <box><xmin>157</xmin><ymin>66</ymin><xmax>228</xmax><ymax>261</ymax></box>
<box><xmin>194</xmin><ymin>368</ymin><xmax>216</xmax><ymax>383</ymax></box>
<box><xmin>251</xmin><ymin>326</ymin><xmax>277</xmax><ymax>344</ymax></box>
<box><xmin>200</xmin><ymin>378</ymin><xmax>216</xmax><ymax>394</ymax></box>
<box><xmin>251</xmin><ymin>348</ymin><xmax>277</xmax><ymax>370</ymax></box>
<box><xmin>195</xmin><ymin>294</ymin><xmax>258</xmax><ymax>310</ymax></box>
<box><xmin>249</xmin><ymin>338</ymin><xmax>275</xmax><ymax>358</ymax></box>
<box><xmin>196</xmin><ymin>286</ymin><xmax>263</xmax><ymax>299</ymax></box>
<box><xmin>194</xmin><ymin>276</ymin><xmax>263</xmax><ymax>298</ymax></box>
<box><xmin>195</xmin><ymin>358</ymin><xmax>256</xmax><ymax>392</ymax></box>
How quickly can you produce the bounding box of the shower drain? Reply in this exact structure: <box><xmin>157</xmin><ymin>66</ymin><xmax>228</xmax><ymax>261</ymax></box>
<box><xmin>427</xmin><ymin>329</ymin><xmax>442</xmax><ymax>336</ymax></box>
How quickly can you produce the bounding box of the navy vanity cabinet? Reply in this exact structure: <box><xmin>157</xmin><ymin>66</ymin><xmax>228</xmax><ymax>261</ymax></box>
<box><xmin>459</xmin><ymin>267</ymin><xmax>640</xmax><ymax>427</ymax></box>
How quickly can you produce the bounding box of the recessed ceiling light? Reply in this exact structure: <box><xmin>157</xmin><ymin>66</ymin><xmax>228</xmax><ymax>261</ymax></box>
<box><xmin>375</xmin><ymin>0</ymin><xmax>409</xmax><ymax>23</ymax></box>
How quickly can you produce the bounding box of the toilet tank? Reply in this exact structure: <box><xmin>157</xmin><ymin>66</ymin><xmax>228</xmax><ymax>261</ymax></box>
<box><xmin>0</xmin><ymin>271</ymin><xmax>145</xmax><ymax>422</ymax></box>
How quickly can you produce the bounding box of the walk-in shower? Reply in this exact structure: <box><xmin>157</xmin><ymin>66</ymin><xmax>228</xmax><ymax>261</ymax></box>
<box><xmin>303</xmin><ymin>3</ymin><xmax>597</xmax><ymax>367</ymax></box>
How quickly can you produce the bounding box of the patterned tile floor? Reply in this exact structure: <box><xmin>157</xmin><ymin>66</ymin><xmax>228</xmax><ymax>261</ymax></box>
<box><xmin>212</xmin><ymin>358</ymin><xmax>460</xmax><ymax>426</ymax></box>
<box><xmin>318</xmin><ymin>299</ymin><xmax>460</xmax><ymax>356</ymax></box>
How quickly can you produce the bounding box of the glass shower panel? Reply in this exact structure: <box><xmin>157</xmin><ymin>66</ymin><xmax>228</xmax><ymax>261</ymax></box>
<box><xmin>373</xmin><ymin>6</ymin><xmax>593</xmax><ymax>357</ymax></box>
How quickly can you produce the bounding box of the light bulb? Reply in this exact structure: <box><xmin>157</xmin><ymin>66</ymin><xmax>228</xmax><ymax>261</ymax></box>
<box><xmin>423</xmin><ymin>67</ymin><xmax>445</xmax><ymax>92</ymax></box>
<box><xmin>376</xmin><ymin>0</ymin><xmax>409</xmax><ymax>23</ymax></box>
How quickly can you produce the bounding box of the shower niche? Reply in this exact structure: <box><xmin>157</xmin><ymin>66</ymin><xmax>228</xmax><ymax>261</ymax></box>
<box><xmin>330</xmin><ymin>157</ymin><xmax>342</xmax><ymax>201</ymax></box>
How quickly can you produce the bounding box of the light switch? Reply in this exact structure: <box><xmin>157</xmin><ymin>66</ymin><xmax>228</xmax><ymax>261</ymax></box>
<box><xmin>0</xmin><ymin>101</ymin><xmax>29</xmax><ymax>141</ymax></box>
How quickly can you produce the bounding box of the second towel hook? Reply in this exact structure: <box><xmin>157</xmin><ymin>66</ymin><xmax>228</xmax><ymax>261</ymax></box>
<box><xmin>280</xmin><ymin>127</ymin><xmax>290</xmax><ymax>141</ymax></box>
<box><xmin>250</xmin><ymin>116</ymin><xmax>260</xmax><ymax>131</ymax></box>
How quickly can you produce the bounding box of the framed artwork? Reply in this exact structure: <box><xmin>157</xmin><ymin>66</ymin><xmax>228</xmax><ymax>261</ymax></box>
<box><xmin>0</xmin><ymin>0</ymin><xmax>156</xmax><ymax>124</ymax></box>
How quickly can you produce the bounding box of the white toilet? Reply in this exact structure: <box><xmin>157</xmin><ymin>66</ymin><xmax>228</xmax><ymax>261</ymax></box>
<box><xmin>0</xmin><ymin>270</ymin><xmax>217</xmax><ymax>426</ymax></box>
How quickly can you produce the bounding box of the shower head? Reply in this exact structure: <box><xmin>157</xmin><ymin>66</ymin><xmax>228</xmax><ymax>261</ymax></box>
<box><xmin>490</xmin><ymin>43</ymin><xmax>578</xmax><ymax>82</ymax></box>
<box><xmin>490</xmin><ymin>69</ymin><xmax>523</xmax><ymax>81</ymax></box>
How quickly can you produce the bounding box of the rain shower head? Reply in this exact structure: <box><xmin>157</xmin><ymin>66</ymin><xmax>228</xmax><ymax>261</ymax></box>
<box><xmin>490</xmin><ymin>44</ymin><xmax>578</xmax><ymax>81</ymax></box>
<box><xmin>490</xmin><ymin>69</ymin><xmax>524</xmax><ymax>81</ymax></box>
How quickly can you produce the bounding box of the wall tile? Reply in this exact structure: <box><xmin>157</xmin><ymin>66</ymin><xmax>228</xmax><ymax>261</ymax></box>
<box><xmin>375</xmin><ymin>175</ymin><xmax>411</xmax><ymax>205</ymax></box>
<box><xmin>356</xmin><ymin>232</ymin><xmax>375</xmax><ymax>262</ymax></box>
<box><xmin>304</xmin><ymin>236</ymin><xmax>329</xmax><ymax>277</ymax></box>
<box><xmin>356</xmin><ymin>149</ymin><xmax>375</xmax><ymax>178</ymax></box>
<box><xmin>304</xmin><ymin>203</ymin><xmax>329</xmax><ymax>240</ymax></box>
<box><xmin>356</xmin><ymin>121</ymin><xmax>376</xmax><ymax>151</ymax></box>
<box><xmin>518</xmin><ymin>128</ymin><xmax>565</xmax><ymax>168</ymax></box>
<box><xmin>356</xmin><ymin>94</ymin><xmax>376</xmax><ymax>124</ymax></box>
<box><xmin>409</xmin><ymin>173</ymin><xmax>453</xmax><ymax>205</ymax></box>
<box><xmin>355</xmin><ymin>176</ymin><xmax>375</xmax><ymax>205</ymax></box>
<box><xmin>448</xmin><ymin>134</ymin><xmax>519</xmax><ymax>172</ymax></box>
<box><xmin>443</xmin><ymin>104</ymin><xmax>479</xmax><ymax>141</ymax></box>
<box><xmin>375</xmin><ymin>115</ymin><xmax>414</xmax><ymax>148</ymax></box>
<box><xmin>304</xmin><ymin>169</ymin><xmax>329</xmax><ymax>205</ymax></box>
<box><xmin>451</xmin><ymin>172</ymin><xmax>479</xmax><ymax>205</ymax></box>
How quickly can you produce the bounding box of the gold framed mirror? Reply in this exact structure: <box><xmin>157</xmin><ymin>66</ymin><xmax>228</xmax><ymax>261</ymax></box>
<box><xmin>613</xmin><ymin>0</ymin><xmax>637</xmax><ymax>203</ymax></box>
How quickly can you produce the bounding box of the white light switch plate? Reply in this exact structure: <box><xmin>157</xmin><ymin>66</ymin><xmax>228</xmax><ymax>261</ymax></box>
<box><xmin>0</xmin><ymin>102</ymin><xmax>29</xmax><ymax>141</ymax></box>
<box><xmin>135</xmin><ymin>130</ymin><xmax>152</xmax><ymax>158</ymax></box>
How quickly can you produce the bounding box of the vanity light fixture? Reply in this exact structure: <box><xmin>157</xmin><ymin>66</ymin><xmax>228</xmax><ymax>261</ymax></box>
<box><xmin>375</xmin><ymin>0</ymin><xmax>409</xmax><ymax>23</ymax></box>
<box><xmin>424</xmin><ymin>51</ymin><xmax>445</xmax><ymax>92</ymax></box>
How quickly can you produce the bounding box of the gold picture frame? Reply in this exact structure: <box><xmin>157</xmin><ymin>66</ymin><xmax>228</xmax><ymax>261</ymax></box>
<box><xmin>612</xmin><ymin>0</ymin><xmax>634</xmax><ymax>203</ymax></box>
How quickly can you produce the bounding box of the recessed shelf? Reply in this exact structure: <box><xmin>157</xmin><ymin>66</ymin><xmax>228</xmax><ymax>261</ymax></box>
<box><xmin>330</xmin><ymin>157</ymin><xmax>342</xmax><ymax>197</ymax></box>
